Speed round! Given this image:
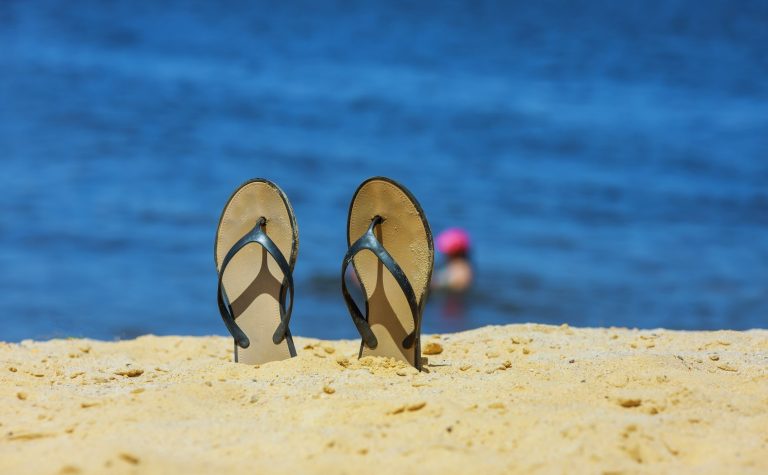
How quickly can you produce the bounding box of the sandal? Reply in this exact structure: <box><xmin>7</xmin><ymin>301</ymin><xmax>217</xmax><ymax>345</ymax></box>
<box><xmin>214</xmin><ymin>179</ymin><xmax>298</xmax><ymax>364</ymax></box>
<box><xmin>341</xmin><ymin>177</ymin><xmax>434</xmax><ymax>370</ymax></box>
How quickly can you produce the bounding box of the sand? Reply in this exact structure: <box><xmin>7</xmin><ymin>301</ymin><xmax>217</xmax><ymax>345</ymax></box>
<box><xmin>2</xmin><ymin>324</ymin><xmax>767</xmax><ymax>474</ymax></box>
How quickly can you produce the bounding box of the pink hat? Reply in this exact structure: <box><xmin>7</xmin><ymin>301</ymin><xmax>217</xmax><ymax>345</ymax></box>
<box><xmin>436</xmin><ymin>228</ymin><xmax>471</xmax><ymax>256</ymax></box>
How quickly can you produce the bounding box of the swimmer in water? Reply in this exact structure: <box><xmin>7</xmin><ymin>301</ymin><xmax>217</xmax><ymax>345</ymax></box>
<box><xmin>432</xmin><ymin>227</ymin><xmax>473</xmax><ymax>293</ymax></box>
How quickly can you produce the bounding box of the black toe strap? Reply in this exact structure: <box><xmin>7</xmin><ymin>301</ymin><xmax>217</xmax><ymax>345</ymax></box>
<box><xmin>341</xmin><ymin>216</ymin><xmax>420</xmax><ymax>350</ymax></box>
<box><xmin>217</xmin><ymin>217</ymin><xmax>294</xmax><ymax>349</ymax></box>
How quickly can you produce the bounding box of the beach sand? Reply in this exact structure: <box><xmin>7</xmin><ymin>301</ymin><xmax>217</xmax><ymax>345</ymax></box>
<box><xmin>2</xmin><ymin>324</ymin><xmax>767</xmax><ymax>474</ymax></box>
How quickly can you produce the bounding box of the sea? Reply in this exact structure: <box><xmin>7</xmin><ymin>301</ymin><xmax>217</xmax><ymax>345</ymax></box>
<box><xmin>1</xmin><ymin>0</ymin><xmax>767</xmax><ymax>341</ymax></box>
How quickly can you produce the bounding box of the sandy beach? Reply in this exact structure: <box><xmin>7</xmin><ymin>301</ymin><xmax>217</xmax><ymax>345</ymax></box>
<box><xmin>2</xmin><ymin>324</ymin><xmax>767</xmax><ymax>474</ymax></box>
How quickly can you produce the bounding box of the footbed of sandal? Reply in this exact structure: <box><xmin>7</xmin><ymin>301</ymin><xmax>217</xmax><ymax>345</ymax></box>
<box><xmin>214</xmin><ymin>179</ymin><xmax>298</xmax><ymax>364</ymax></box>
<box><xmin>344</xmin><ymin>177</ymin><xmax>434</xmax><ymax>369</ymax></box>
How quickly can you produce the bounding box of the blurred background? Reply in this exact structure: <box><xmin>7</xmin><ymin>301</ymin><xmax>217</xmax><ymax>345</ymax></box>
<box><xmin>1</xmin><ymin>0</ymin><xmax>767</xmax><ymax>341</ymax></box>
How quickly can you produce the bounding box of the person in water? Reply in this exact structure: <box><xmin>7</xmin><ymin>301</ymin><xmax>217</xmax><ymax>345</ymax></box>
<box><xmin>432</xmin><ymin>227</ymin><xmax>473</xmax><ymax>293</ymax></box>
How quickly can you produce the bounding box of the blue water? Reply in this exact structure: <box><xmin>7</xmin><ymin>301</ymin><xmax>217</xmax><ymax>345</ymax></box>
<box><xmin>1</xmin><ymin>0</ymin><xmax>767</xmax><ymax>341</ymax></box>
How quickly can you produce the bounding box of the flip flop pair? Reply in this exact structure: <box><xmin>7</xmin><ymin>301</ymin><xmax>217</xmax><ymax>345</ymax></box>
<box><xmin>214</xmin><ymin>177</ymin><xmax>434</xmax><ymax>369</ymax></box>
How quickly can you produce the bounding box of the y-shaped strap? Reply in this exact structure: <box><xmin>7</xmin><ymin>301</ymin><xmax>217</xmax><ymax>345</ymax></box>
<box><xmin>341</xmin><ymin>216</ymin><xmax>419</xmax><ymax>350</ymax></box>
<box><xmin>217</xmin><ymin>217</ymin><xmax>294</xmax><ymax>349</ymax></box>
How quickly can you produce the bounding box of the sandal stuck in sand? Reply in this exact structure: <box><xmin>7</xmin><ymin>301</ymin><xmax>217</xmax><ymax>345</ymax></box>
<box><xmin>341</xmin><ymin>177</ymin><xmax>434</xmax><ymax>370</ymax></box>
<box><xmin>214</xmin><ymin>179</ymin><xmax>298</xmax><ymax>364</ymax></box>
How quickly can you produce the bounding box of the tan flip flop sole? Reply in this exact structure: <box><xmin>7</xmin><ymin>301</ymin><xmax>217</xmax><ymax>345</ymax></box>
<box><xmin>344</xmin><ymin>177</ymin><xmax>434</xmax><ymax>369</ymax></box>
<box><xmin>215</xmin><ymin>179</ymin><xmax>298</xmax><ymax>364</ymax></box>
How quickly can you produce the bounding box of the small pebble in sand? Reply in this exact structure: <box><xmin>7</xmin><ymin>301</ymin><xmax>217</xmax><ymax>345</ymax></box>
<box><xmin>130</xmin><ymin>388</ymin><xmax>144</xmax><ymax>394</ymax></box>
<box><xmin>459</xmin><ymin>364</ymin><xmax>472</xmax><ymax>371</ymax></box>
<box><xmin>118</xmin><ymin>453</ymin><xmax>140</xmax><ymax>465</ymax></box>
<box><xmin>423</xmin><ymin>342</ymin><xmax>443</xmax><ymax>355</ymax></box>
<box><xmin>488</xmin><ymin>402</ymin><xmax>506</xmax><ymax>410</ymax></box>
<box><xmin>709</xmin><ymin>354</ymin><xmax>720</xmax><ymax>361</ymax></box>
<box><xmin>80</xmin><ymin>401</ymin><xmax>100</xmax><ymax>408</ymax></box>
<box><xmin>617</xmin><ymin>398</ymin><xmax>642</xmax><ymax>408</ymax></box>
<box><xmin>717</xmin><ymin>364</ymin><xmax>738</xmax><ymax>372</ymax></box>
<box><xmin>114</xmin><ymin>369</ymin><xmax>144</xmax><ymax>378</ymax></box>
<box><xmin>323</xmin><ymin>385</ymin><xmax>336</xmax><ymax>394</ymax></box>
<box><xmin>249</xmin><ymin>395</ymin><xmax>259</xmax><ymax>403</ymax></box>
<box><xmin>485</xmin><ymin>351</ymin><xmax>499</xmax><ymax>358</ymax></box>
<box><xmin>9</xmin><ymin>367</ymin><xmax>17</xmax><ymax>372</ymax></box>
<box><xmin>522</xmin><ymin>347</ymin><xmax>531</xmax><ymax>355</ymax></box>
<box><xmin>388</xmin><ymin>401</ymin><xmax>426</xmax><ymax>414</ymax></box>
<box><xmin>323</xmin><ymin>346</ymin><xmax>335</xmax><ymax>354</ymax></box>
<box><xmin>17</xmin><ymin>391</ymin><xmax>28</xmax><ymax>400</ymax></box>
<box><xmin>335</xmin><ymin>357</ymin><xmax>350</xmax><ymax>368</ymax></box>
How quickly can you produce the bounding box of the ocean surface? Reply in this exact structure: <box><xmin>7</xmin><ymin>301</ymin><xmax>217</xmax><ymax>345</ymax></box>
<box><xmin>1</xmin><ymin>0</ymin><xmax>767</xmax><ymax>342</ymax></box>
